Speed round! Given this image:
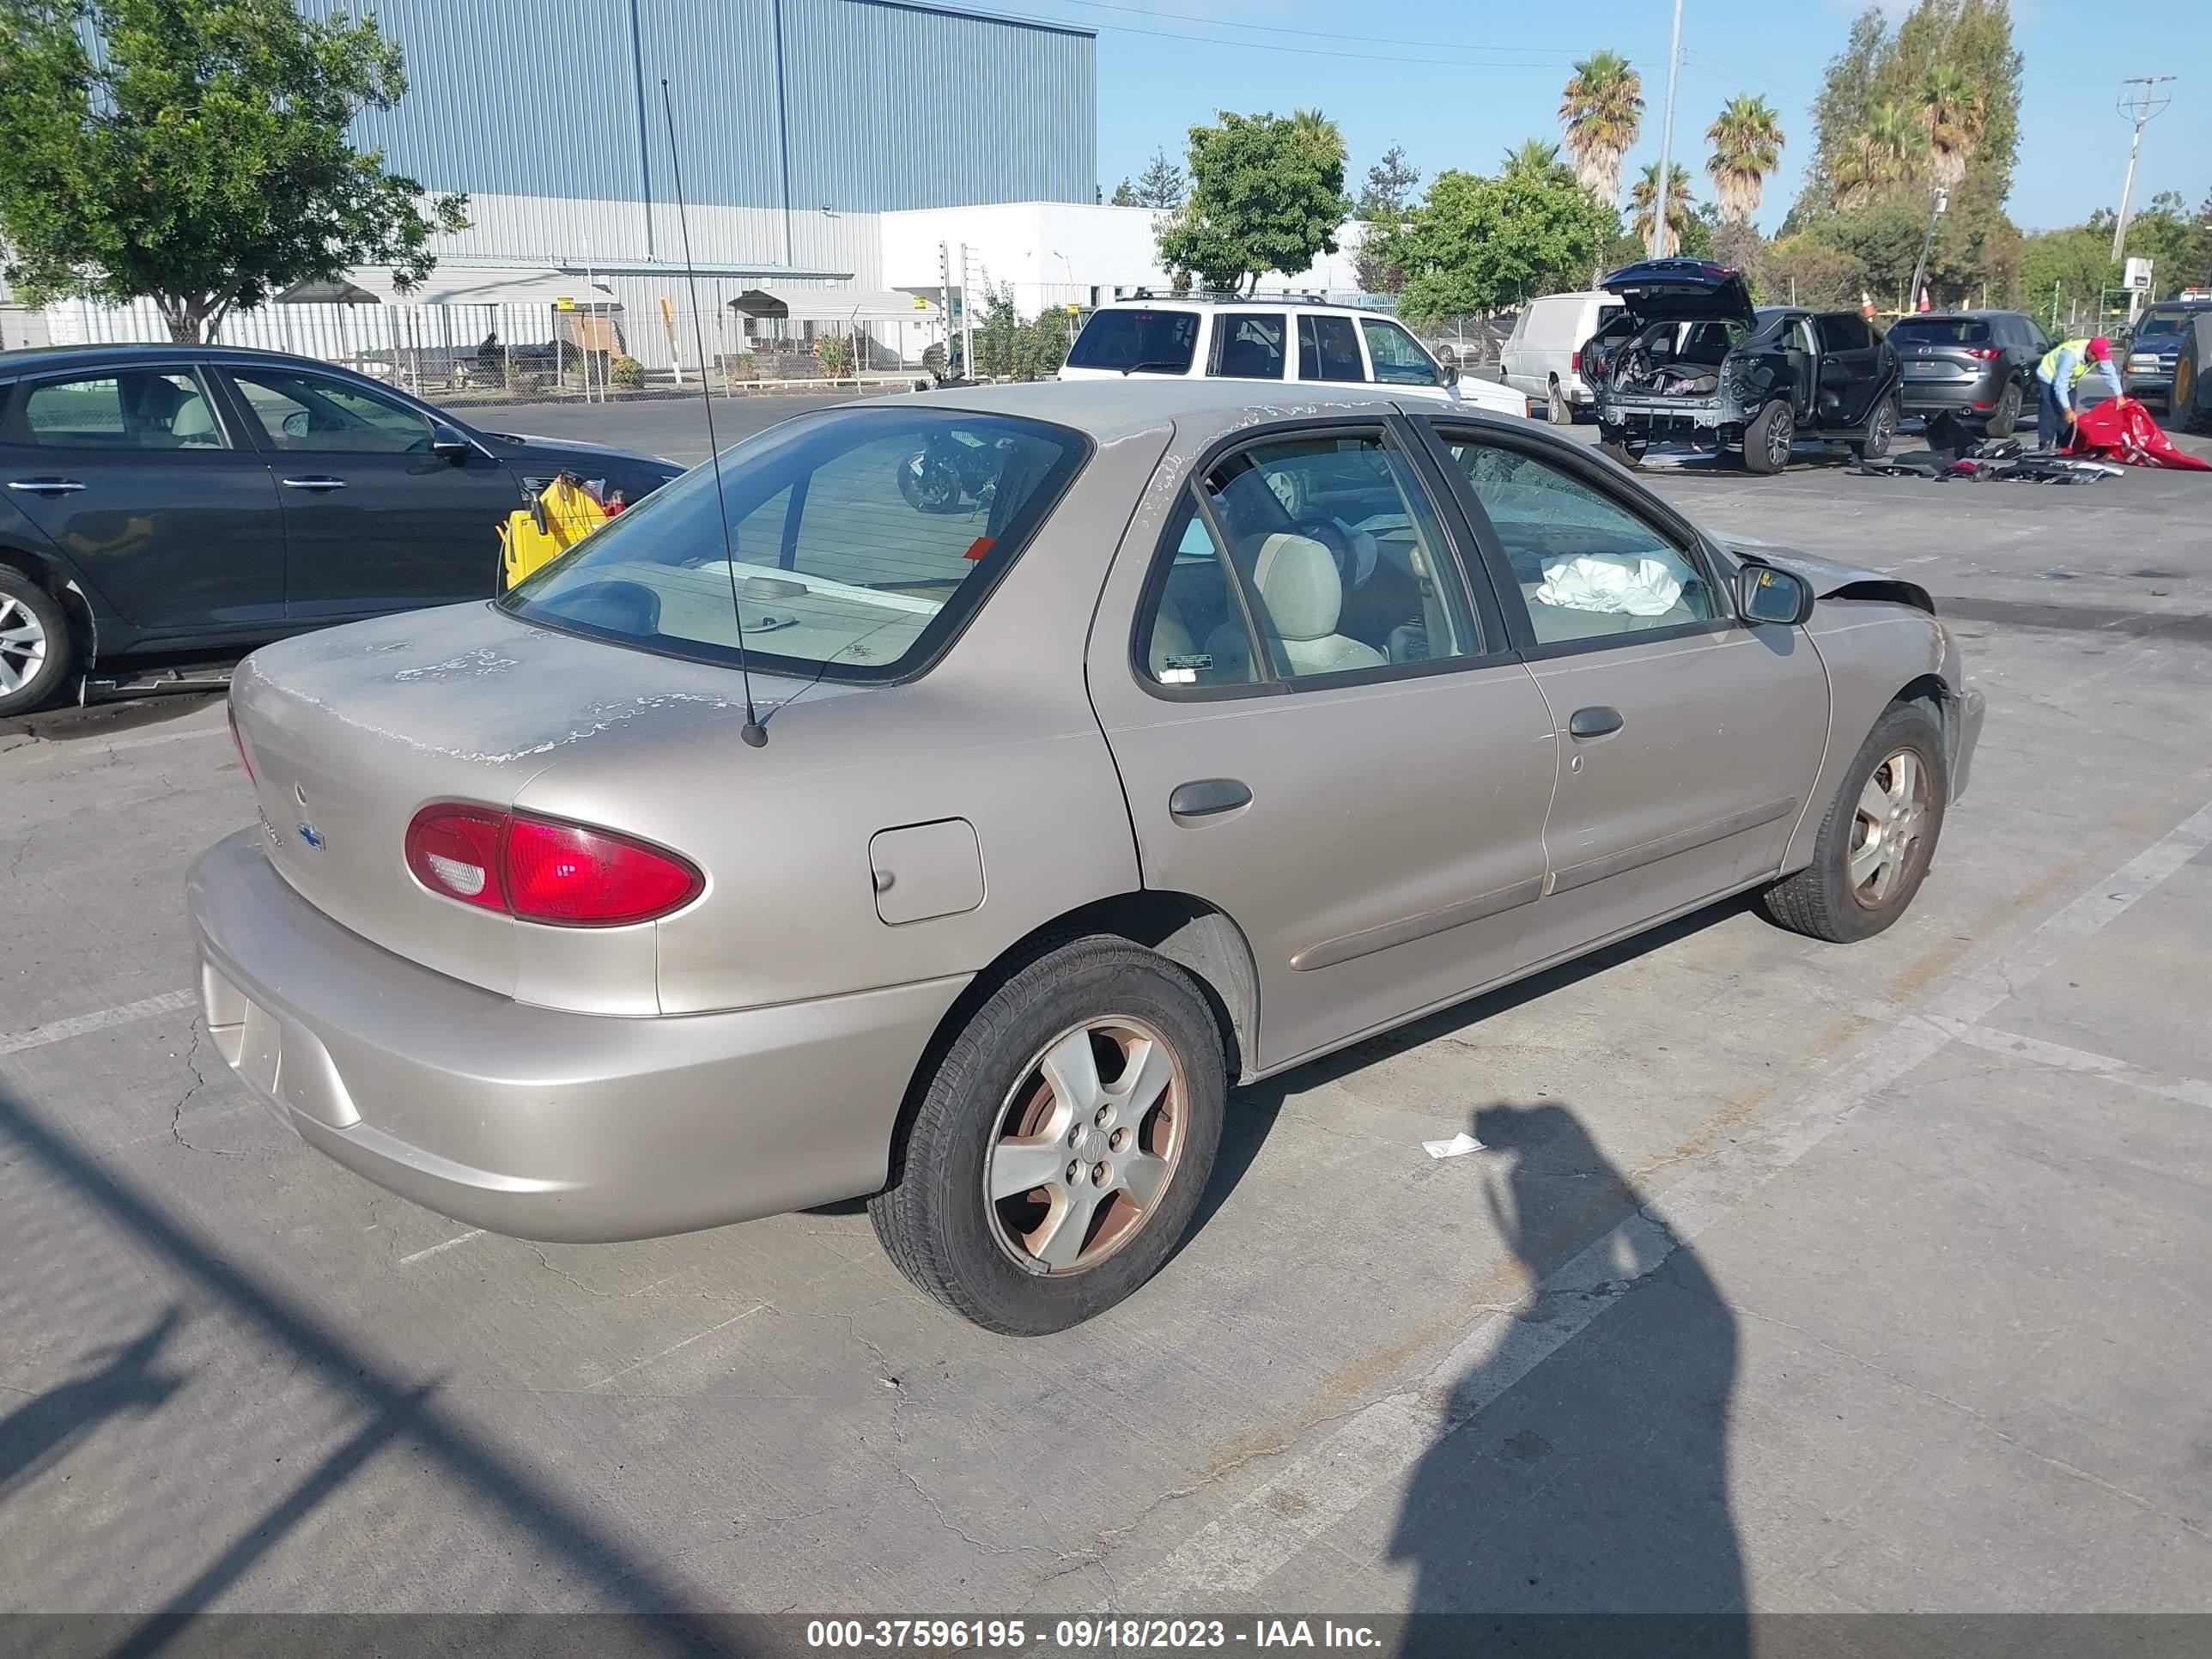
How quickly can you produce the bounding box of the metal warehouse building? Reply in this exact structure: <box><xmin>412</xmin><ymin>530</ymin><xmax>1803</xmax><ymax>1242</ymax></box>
<box><xmin>11</xmin><ymin>0</ymin><xmax>1104</xmax><ymax>373</ymax></box>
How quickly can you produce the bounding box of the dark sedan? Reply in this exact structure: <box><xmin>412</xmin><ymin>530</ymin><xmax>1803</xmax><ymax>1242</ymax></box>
<box><xmin>0</xmin><ymin>343</ymin><xmax>684</xmax><ymax>714</ymax></box>
<box><xmin>1889</xmin><ymin>310</ymin><xmax>2048</xmax><ymax>436</ymax></box>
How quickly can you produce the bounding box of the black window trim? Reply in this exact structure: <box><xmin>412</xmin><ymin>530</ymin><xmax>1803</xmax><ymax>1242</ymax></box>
<box><xmin>1412</xmin><ymin>413</ymin><xmax>1744</xmax><ymax>663</ymax></box>
<box><xmin>1126</xmin><ymin>413</ymin><xmax>1517</xmax><ymax>704</ymax></box>
<box><xmin>1206</xmin><ymin>309</ymin><xmax>1289</xmax><ymax>381</ymax></box>
<box><xmin>3</xmin><ymin>361</ymin><xmax>243</xmax><ymax>453</ymax></box>
<box><xmin>506</xmin><ymin>403</ymin><xmax>1096</xmax><ymax>690</ymax></box>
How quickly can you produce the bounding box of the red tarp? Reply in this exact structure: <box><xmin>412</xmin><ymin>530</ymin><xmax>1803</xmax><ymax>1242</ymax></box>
<box><xmin>2068</xmin><ymin>399</ymin><xmax>2212</xmax><ymax>471</ymax></box>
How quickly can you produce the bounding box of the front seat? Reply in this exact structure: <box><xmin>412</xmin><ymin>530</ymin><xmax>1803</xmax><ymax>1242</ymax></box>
<box><xmin>1245</xmin><ymin>532</ymin><xmax>1386</xmax><ymax>676</ymax></box>
<box><xmin>169</xmin><ymin>392</ymin><xmax>222</xmax><ymax>447</ymax></box>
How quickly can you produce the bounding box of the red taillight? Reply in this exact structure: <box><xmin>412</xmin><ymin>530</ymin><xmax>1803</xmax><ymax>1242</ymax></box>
<box><xmin>1965</xmin><ymin>345</ymin><xmax>2000</xmax><ymax>360</ymax></box>
<box><xmin>228</xmin><ymin>702</ymin><xmax>254</xmax><ymax>783</ymax></box>
<box><xmin>404</xmin><ymin>805</ymin><xmax>507</xmax><ymax>913</ymax></box>
<box><xmin>403</xmin><ymin>805</ymin><xmax>702</xmax><ymax>927</ymax></box>
<box><xmin>1571</xmin><ymin>349</ymin><xmax>1582</xmax><ymax>372</ymax></box>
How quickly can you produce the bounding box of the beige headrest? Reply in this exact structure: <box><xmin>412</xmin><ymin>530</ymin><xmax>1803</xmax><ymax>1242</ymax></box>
<box><xmin>1252</xmin><ymin>533</ymin><xmax>1341</xmax><ymax>641</ymax></box>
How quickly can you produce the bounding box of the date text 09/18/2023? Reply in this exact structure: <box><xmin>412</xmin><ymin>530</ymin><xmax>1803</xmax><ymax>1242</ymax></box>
<box><xmin>804</xmin><ymin>1619</ymin><xmax>1384</xmax><ymax>1650</ymax></box>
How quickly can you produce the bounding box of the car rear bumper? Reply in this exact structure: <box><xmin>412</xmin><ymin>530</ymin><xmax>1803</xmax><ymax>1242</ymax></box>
<box><xmin>187</xmin><ymin>829</ymin><xmax>969</xmax><ymax>1243</ymax></box>
<box><xmin>1899</xmin><ymin>379</ymin><xmax>2003</xmax><ymax>415</ymax></box>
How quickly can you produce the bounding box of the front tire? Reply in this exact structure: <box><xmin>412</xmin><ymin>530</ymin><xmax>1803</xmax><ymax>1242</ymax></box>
<box><xmin>0</xmin><ymin>568</ymin><xmax>72</xmax><ymax>718</ymax></box>
<box><xmin>870</xmin><ymin>937</ymin><xmax>1227</xmax><ymax>1334</ymax></box>
<box><xmin>1598</xmin><ymin>435</ymin><xmax>1645</xmax><ymax>468</ymax></box>
<box><xmin>1743</xmin><ymin>399</ymin><xmax>1794</xmax><ymax>474</ymax></box>
<box><xmin>1761</xmin><ymin>700</ymin><xmax>1947</xmax><ymax>944</ymax></box>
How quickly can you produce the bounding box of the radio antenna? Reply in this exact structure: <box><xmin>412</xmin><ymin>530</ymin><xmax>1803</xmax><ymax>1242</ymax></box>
<box><xmin>659</xmin><ymin>77</ymin><xmax>766</xmax><ymax>747</ymax></box>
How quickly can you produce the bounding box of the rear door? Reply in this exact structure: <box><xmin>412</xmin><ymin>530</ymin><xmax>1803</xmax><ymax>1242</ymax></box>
<box><xmin>1813</xmin><ymin>312</ymin><xmax>1885</xmax><ymax>428</ymax></box>
<box><xmin>1206</xmin><ymin>311</ymin><xmax>1290</xmax><ymax>384</ymax></box>
<box><xmin>0</xmin><ymin>362</ymin><xmax>286</xmax><ymax>634</ymax></box>
<box><xmin>1088</xmin><ymin>416</ymin><xmax>1559</xmax><ymax>1073</ymax></box>
<box><xmin>220</xmin><ymin>362</ymin><xmax>524</xmax><ymax>619</ymax></box>
<box><xmin>1425</xmin><ymin>422</ymin><xmax>1829</xmax><ymax>969</ymax></box>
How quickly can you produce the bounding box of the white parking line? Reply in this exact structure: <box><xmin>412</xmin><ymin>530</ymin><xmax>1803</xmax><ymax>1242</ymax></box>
<box><xmin>0</xmin><ymin>990</ymin><xmax>196</xmax><ymax>1058</ymax></box>
<box><xmin>1932</xmin><ymin>1018</ymin><xmax>2212</xmax><ymax>1111</ymax></box>
<box><xmin>398</xmin><ymin>1229</ymin><xmax>489</xmax><ymax>1266</ymax></box>
<box><xmin>1109</xmin><ymin>793</ymin><xmax>2212</xmax><ymax>1606</ymax></box>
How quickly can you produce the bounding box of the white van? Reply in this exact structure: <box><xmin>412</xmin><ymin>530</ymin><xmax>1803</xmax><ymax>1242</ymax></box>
<box><xmin>1059</xmin><ymin>295</ymin><xmax>1528</xmax><ymax>419</ymax></box>
<box><xmin>1500</xmin><ymin>290</ymin><xmax>1626</xmax><ymax>423</ymax></box>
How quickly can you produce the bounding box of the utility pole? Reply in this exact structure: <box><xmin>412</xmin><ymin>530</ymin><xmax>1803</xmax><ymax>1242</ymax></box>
<box><xmin>1648</xmin><ymin>0</ymin><xmax>1684</xmax><ymax>258</ymax></box>
<box><xmin>1907</xmin><ymin>186</ymin><xmax>1949</xmax><ymax>317</ymax></box>
<box><xmin>937</xmin><ymin>240</ymin><xmax>951</xmax><ymax>374</ymax></box>
<box><xmin>2110</xmin><ymin>76</ymin><xmax>2175</xmax><ymax>262</ymax></box>
<box><xmin>959</xmin><ymin>241</ymin><xmax>975</xmax><ymax>381</ymax></box>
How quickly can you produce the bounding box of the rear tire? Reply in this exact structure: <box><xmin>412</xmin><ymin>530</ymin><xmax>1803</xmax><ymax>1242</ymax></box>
<box><xmin>1761</xmin><ymin>700</ymin><xmax>1947</xmax><ymax>944</ymax></box>
<box><xmin>871</xmin><ymin>936</ymin><xmax>1226</xmax><ymax>1334</ymax></box>
<box><xmin>0</xmin><ymin>567</ymin><xmax>73</xmax><ymax>719</ymax></box>
<box><xmin>1850</xmin><ymin>394</ymin><xmax>1899</xmax><ymax>460</ymax></box>
<box><xmin>1984</xmin><ymin>378</ymin><xmax>2022</xmax><ymax>438</ymax></box>
<box><xmin>1547</xmin><ymin>380</ymin><xmax>1571</xmax><ymax>425</ymax></box>
<box><xmin>1743</xmin><ymin>399</ymin><xmax>1794</xmax><ymax>474</ymax></box>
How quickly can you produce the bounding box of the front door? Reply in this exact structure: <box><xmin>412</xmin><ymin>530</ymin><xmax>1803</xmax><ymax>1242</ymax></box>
<box><xmin>0</xmin><ymin>364</ymin><xmax>286</xmax><ymax>634</ymax></box>
<box><xmin>220</xmin><ymin>363</ymin><xmax>524</xmax><ymax>619</ymax></box>
<box><xmin>1087</xmin><ymin>419</ymin><xmax>1559</xmax><ymax>1074</ymax></box>
<box><xmin>1427</xmin><ymin>425</ymin><xmax>1829</xmax><ymax>969</ymax></box>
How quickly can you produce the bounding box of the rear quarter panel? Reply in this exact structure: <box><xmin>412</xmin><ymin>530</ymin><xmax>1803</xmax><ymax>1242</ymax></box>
<box><xmin>532</xmin><ymin>418</ymin><xmax>1179</xmax><ymax>1016</ymax></box>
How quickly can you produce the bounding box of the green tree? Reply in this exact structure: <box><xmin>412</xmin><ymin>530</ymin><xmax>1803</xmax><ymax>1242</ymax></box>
<box><xmin>1158</xmin><ymin>110</ymin><xmax>1349</xmax><ymax>294</ymax></box>
<box><xmin>1705</xmin><ymin>95</ymin><xmax>1786</xmax><ymax>226</ymax></box>
<box><xmin>0</xmin><ymin>0</ymin><xmax>468</xmax><ymax>343</ymax></box>
<box><xmin>2014</xmin><ymin>228</ymin><xmax>2112</xmax><ymax>326</ymax></box>
<box><xmin>1374</xmin><ymin>167</ymin><xmax>1616</xmax><ymax>325</ymax></box>
<box><xmin>1499</xmin><ymin>139</ymin><xmax>1576</xmax><ymax>189</ymax></box>
<box><xmin>1765</xmin><ymin>236</ymin><xmax>1868</xmax><ymax>309</ymax></box>
<box><xmin>1109</xmin><ymin>179</ymin><xmax>1139</xmax><ymax>206</ymax></box>
<box><xmin>1799</xmin><ymin>9</ymin><xmax>1887</xmax><ymax>219</ymax></box>
<box><xmin>1559</xmin><ymin>50</ymin><xmax>1643</xmax><ymax>209</ymax></box>
<box><xmin>1814</xmin><ymin>198</ymin><xmax>1928</xmax><ymax>307</ymax></box>
<box><xmin>1133</xmin><ymin>149</ymin><xmax>1186</xmax><ymax>210</ymax></box>
<box><xmin>1919</xmin><ymin>62</ymin><xmax>1984</xmax><ymax>190</ymax></box>
<box><xmin>1356</xmin><ymin>144</ymin><xmax>1421</xmax><ymax>219</ymax></box>
<box><xmin>1630</xmin><ymin>161</ymin><xmax>1697</xmax><ymax>256</ymax></box>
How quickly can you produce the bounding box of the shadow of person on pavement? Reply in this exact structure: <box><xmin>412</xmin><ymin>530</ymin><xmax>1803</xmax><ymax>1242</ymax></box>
<box><xmin>1388</xmin><ymin>1101</ymin><xmax>1746</xmax><ymax>1659</ymax></box>
<box><xmin>0</xmin><ymin>1307</ymin><xmax>186</xmax><ymax>1504</ymax></box>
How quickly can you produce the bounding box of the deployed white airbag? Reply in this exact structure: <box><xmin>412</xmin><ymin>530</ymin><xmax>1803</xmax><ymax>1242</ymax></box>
<box><xmin>1535</xmin><ymin>555</ymin><xmax>1685</xmax><ymax>617</ymax></box>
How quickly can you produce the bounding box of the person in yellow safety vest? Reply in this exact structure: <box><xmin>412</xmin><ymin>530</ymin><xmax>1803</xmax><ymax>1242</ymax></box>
<box><xmin>2035</xmin><ymin>335</ymin><xmax>2127</xmax><ymax>450</ymax></box>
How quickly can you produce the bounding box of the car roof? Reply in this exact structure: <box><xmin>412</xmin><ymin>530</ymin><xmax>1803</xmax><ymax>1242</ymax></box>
<box><xmin>0</xmin><ymin>341</ymin><xmax>361</xmax><ymax>380</ymax></box>
<box><xmin>1091</xmin><ymin>295</ymin><xmax>1389</xmax><ymax>318</ymax></box>
<box><xmin>867</xmin><ymin>377</ymin><xmax>1516</xmax><ymax>447</ymax></box>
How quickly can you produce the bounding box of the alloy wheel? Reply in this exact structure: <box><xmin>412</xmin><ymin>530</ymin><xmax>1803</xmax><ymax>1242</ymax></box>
<box><xmin>0</xmin><ymin>593</ymin><xmax>49</xmax><ymax>696</ymax></box>
<box><xmin>1767</xmin><ymin>410</ymin><xmax>1793</xmax><ymax>469</ymax></box>
<box><xmin>1848</xmin><ymin>749</ymin><xmax>1930</xmax><ymax>907</ymax></box>
<box><xmin>984</xmin><ymin>1016</ymin><xmax>1186</xmax><ymax>1274</ymax></box>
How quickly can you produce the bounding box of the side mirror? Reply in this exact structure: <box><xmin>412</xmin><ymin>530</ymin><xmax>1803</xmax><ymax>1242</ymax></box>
<box><xmin>1737</xmin><ymin>562</ymin><xmax>1814</xmax><ymax>626</ymax></box>
<box><xmin>1441</xmin><ymin>362</ymin><xmax>1461</xmax><ymax>387</ymax></box>
<box><xmin>430</xmin><ymin>422</ymin><xmax>475</xmax><ymax>463</ymax></box>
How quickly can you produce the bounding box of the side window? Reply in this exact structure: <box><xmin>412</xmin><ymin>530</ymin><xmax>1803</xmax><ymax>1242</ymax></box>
<box><xmin>1297</xmin><ymin>313</ymin><xmax>1364</xmax><ymax>382</ymax></box>
<box><xmin>1136</xmin><ymin>499</ymin><xmax>1264</xmax><ymax>688</ymax></box>
<box><xmin>1209</xmin><ymin>313</ymin><xmax>1287</xmax><ymax>380</ymax></box>
<box><xmin>1815</xmin><ymin>313</ymin><xmax>1873</xmax><ymax>353</ymax></box>
<box><xmin>228</xmin><ymin>367</ymin><xmax>434</xmax><ymax>453</ymax></box>
<box><xmin>1359</xmin><ymin>318</ymin><xmax>1441</xmax><ymax>386</ymax></box>
<box><xmin>1443</xmin><ymin>435</ymin><xmax>1717</xmax><ymax>647</ymax></box>
<box><xmin>1141</xmin><ymin>429</ymin><xmax>1483</xmax><ymax>685</ymax></box>
<box><xmin>17</xmin><ymin>370</ymin><xmax>229</xmax><ymax>450</ymax></box>
<box><xmin>1785</xmin><ymin>317</ymin><xmax>1817</xmax><ymax>358</ymax></box>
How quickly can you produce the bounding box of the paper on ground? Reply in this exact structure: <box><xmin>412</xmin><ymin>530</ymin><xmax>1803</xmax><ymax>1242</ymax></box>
<box><xmin>1422</xmin><ymin>1131</ymin><xmax>1485</xmax><ymax>1158</ymax></box>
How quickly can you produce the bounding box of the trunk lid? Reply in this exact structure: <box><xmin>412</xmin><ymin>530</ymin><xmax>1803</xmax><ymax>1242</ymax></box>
<box><xmin>1599</xmin><ymin>258</ymin><xmax>1757</xmax><ymax>328</ymax></box>
<box><xmin>229</xmin><ymin>601</ymin><xmax>839</xmax><ymax>1011</ymax></box>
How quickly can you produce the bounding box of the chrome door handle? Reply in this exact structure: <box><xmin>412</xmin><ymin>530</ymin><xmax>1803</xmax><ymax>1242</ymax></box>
<box><xmin>1568</xmin><ymin>706</ymin><xmax>1624</xmax><ymax>738</ymax></box>
<box><xmin>281</xmin><ymin>477</ymin><xmax>347</xmax><ymax>490</ymax></box>
<box><xmin>1169</xmin><ymin>779</ymin><xmax>1252</xmax><ymax>819</ymax></box>
<box><xmin>8</xmin><ymin>478</ymin><xmax>85</xmax><ymax>495</ymax></box>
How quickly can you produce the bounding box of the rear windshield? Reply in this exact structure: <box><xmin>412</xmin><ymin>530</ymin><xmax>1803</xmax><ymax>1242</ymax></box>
<box><xmin>1066</xmin><ymin>307</ymin><xmax>1200</xmax><ymax>374</ymax></box>
<box><xmin>501</xmin><ymin>409</ymin><xmax>1086</xmax><ymax>683</ymax></box>
<box><xmin>1887</xmin><ymin>317</ymin><xmax>1991</xmax><ymax>345</ymax></box>
<box><xmin>2133</xmin><ymin>311</ymin><xmax>2197</xmax><ymax>339</ymax></box>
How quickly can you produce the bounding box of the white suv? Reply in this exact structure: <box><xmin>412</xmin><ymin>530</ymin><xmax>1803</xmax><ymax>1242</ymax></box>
<box><xmin>1059</xmin><ymin>295</ymin><xmax>1528</xmax><ymax>418</ymax></box>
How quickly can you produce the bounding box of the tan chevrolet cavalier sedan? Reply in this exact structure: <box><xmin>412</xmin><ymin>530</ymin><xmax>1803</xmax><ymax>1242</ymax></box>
<box><xmin>191</xmin><ymin>380</ymin><xmax>1984</xmax><ymax>1333</ymax></box>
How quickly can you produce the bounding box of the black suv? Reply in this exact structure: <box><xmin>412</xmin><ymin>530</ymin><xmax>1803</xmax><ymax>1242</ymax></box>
<box><xmin>1584</xmin><ymin>259</ymin><xmax>1903</xmax><ymax>474</ymax></box>
<box><xmin>1889</xmin><ymin>309</ymin><xmax>2048</xmax><ymax>435</ymax></box>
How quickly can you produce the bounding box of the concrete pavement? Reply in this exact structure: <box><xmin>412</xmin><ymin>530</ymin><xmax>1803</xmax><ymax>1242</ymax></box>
<box><xmin>3</xmin><ymin>398</ymin><xmax>2209</xmax><ymax>1629</ymax></box>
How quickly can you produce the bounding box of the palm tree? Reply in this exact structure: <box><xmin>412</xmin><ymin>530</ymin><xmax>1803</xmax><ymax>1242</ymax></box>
<box><xmin>1559</xmin><ymin>51</ymin><xmax>1644</xmax><ymax>207</ymax></box>
<box><xmin>1705</xmin><ymin>95</ymin><xmax>1785</xmax><ymax>226</ymax></box>
<box><xmin>1500</xmin><ymin>138</ymin><xmax>1573</xmax><ymax>187</ymax></box>
<box><xmin>1631</xmin><ymin>161</ymin><xmax>1696</xmax><ymax>257</ymax></box>
<box><xmin>1846</xmin><ymin>102</ymin><xmax>1924</xmax><ymax>205</ymax></box>
<box><xmin>1920</xmin><ymin>63</ymin><xmax>1984</xmax><ymax>189</ymax></box>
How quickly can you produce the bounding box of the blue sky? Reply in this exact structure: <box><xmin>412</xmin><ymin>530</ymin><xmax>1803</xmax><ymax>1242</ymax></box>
<box><xmin>992</xmin><ymin>0</ymin><xmax>2204</xmax><ymax>234</ymax></box>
